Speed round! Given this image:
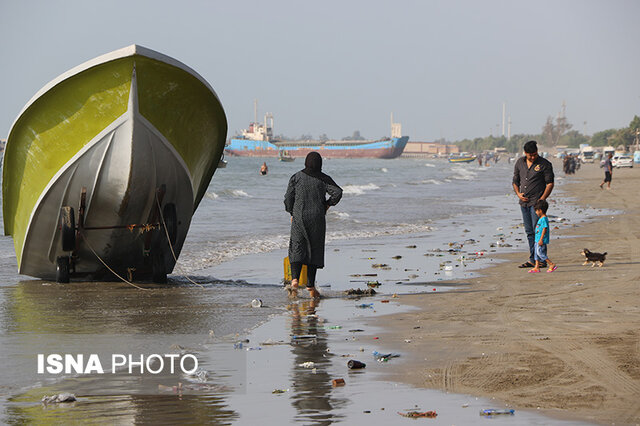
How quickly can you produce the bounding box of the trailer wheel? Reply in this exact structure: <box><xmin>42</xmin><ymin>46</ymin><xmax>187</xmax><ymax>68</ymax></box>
<box><xmin>56</xmin><ymin>256</ymin><xmax>70</xmax><ymax>283</ymax></box>
<box><xmin>60</xmin><ymin>206</ymin><xmax>76</xmax><ymax>252</ymax></box>
<box><xmin>162</xmin><ymin>203</ymin><xmax>178</xmax><ymax>246</ymax></box>
<box><xmin>152</xmin><ymin>250</ymin><xmax>167</xmax><ymax>284</ymax></box>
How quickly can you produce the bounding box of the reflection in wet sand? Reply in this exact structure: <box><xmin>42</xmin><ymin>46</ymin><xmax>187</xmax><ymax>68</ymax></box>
<box><xmin>7</xmin><ymin>392</ymin><xmax>238</xmax><ymax>424</ymax></box>
<box><xmin>288</xmin><ymin>300</ymin><xmax>346</xmax><ymax>424</ymax></box>
<box><xmin>4</xmin><ymin>279</ymin><xmax>282</xmax><ymax>335</ymax></box>
<box><xmin>0</xmin><ymin>279</ymin><xmax>283</xmax><ymax>424</ymax></box>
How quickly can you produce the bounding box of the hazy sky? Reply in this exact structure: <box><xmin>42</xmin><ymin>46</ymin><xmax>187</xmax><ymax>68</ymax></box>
<box><xmin>1</xmin><ymin>0</ymin><xmax>639</xmax><ymax>142</ymax></box>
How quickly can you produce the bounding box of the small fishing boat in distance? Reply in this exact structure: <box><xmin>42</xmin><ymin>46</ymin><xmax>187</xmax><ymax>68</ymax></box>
<box><xmin>278</xmin><ymin>150</ymin><xmax>295</xmax><ymax>162</ymax></box>
<box><xmin>2</xmin><ymin>45</ymin><xmax>227</xmax><ymax>283</ymax></box>
<box><xmin>448</xmin><ymin>153</ymin><xmax>477</xmax><ymax>163</ymax></box>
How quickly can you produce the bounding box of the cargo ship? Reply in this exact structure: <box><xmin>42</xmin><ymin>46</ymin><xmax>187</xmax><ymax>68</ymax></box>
<box><xmin>225</xmin><ymin>109</ymin><xmax>409</xmax><ymax>159</ymax></box>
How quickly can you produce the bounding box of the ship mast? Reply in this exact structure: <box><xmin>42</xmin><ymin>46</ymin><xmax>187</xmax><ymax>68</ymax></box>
<box><xmin>253</xmin><ymin>99</ymin><xmax>258</xmax><ymax>125</ymax></box>
<box><xmin>390</xmin><ymin>112</ymin><xmax>402</xmax><ymax>138</ymax></box>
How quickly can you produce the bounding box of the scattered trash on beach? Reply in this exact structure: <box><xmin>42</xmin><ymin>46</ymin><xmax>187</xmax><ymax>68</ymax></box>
<box><xmin>405</xmin><ymin>245</ymin><xmax>417</xmax><ymax>248</ymax></box>
<box><xmin>349</xmin><ymin>329</ymin><xmax>365</xmax><ymax>333</ymax></box>
<box><xmin>189</xmin><ymin>369</ymin><xmax>209</xmax><ymax>382</ymax></box>
<box><xmin>158</xmin><ymin>383</ymin><xmax>182</xmax><ymax>393</ymax></box>
<box><xmin>299</xmin><ymin>361</ymin><xmax>315</xmax><ymax>368</ymax></box>
<box><xmin>292</xmin><ymin>334</ymin><xmax>317</xmax><ymax>340</ymax></box>
<box><xmin>251</xmin><ymin>299</ymin><xmax>263</xmax><ymax>308</ymax></box>
<box><xmin>325</xmin><ymin>325</ymin><xmax>342</xmax><ymax>330</ymax></box>
<box><xmin>372</xmin><ymin>263</ymin><xmax>388</xmax><ymax>268</ymax></box>
<box><xmin>233</xmin><ymin>342</ymin><xmax>243</xmax><ymax>349</ymax></box>
<box><xmin>42</xmin><ymin>393</ymin><xmax>76</xmax><ymax>404</ymax></box>
<box><xmin>381</xmin><ymin>300</ymin><xmax>390</xmax><ymax>303</ymax></box>
<box><xmin>480</xmin><ymin>409</ymin><xmax>515</xmax><ymax>416</ymax></box>
<box><xmin>347</xmin><ymin>359</ymin><xmax>366</xmax><ymax>369</ymax></box>
<box><xmin>356</xmin><ymin>303</ymin><xmax>374</xmax><ymax>309</ymax></box>
<box><xmin>366</xmin><ymin>281</ymin><xmax>381</xmax><ymax>287</ymax></box>
<box><xmin>272</xmin><ymin>389</ymin><xmax>288</xmax><ymax>394</ymax></box>
<box><xmin>260</xmin><ymin>339</ymin><xmax>290</xmax><ymax>346</ymax></box>
<box><xmin>392</xmin><ymin>255</ymin><xmax>402</xmax><ymax>260</ymax></box>
<box><xmin>350</xmin><ymin>273</ymin><xmax>378</xmax><ymax>277</ymax></box>
<box><xmin>345</xmin><ymin>288</ymin><xmax>377</xmax><ymax>296</ymax></box>
<box><xmin>397</xmin><ymin>410</ymin><xmax>437</xmax><ymax>418</ymax></box>
<box><xmin>246</xmin><ymin>346</ymin><xmax>262</xmax><ymax>351</ymax></box>
<box><xmin>332</xmin><ymin>378</ymin><xmax>346</xmax><ymax>387</ymax></box>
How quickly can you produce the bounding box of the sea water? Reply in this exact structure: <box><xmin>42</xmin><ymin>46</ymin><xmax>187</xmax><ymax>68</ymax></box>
<box><xmin>0</xmin><ymin>157</ymin><xmax>598</xmax><ymax>424</ymax></box>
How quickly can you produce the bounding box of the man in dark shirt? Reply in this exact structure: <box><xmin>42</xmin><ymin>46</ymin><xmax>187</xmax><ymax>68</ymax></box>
<box><xmin>512</xmin><ymin>140</ymin><xmax>555</xmax><ymax>268</ymax></box>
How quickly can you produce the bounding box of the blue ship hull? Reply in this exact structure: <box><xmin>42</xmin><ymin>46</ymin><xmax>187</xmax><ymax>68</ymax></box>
<box><xmin>225</xmin><ymin>137</ymin><xmax>409</xmax><ymax>159</ymax></box>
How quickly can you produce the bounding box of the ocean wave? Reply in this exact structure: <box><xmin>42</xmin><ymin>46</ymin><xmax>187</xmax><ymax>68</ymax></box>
<box><xmin>177</xmin><ymin>234</ymin><xmax>290</xmax><ymax>273</ymax></box>
<box><xmin>381</xmin><ymin>168</ymin><xmax>388</xmax><ymax>173</ymax></box>
<box><xmin>220</xmin><ymin>189</ymin><xmax>251</xmax><ymax>198</ymax></box>
<box><xmin>342</xmin><ymin>183</ymin><xmax>380</xmax><ymax>195</ymax></box>
<box><xmin>449</xmin><ymin>166</ymin><xmax>477</xmax><ymax>181</ymax></box>
<box><xmin>328</xmin><ymin>210</ymin><xmax>350</xmax><ymax>219</ymax></box>
<box><xmin>326</xmin><ymin>223</ymin><xmax>433</xmax><ymax>242</ymax></box>
<box><xmin>176</xmin><ymin>222</ymin><xmax>433</xmax><ymax>273</ymax></box>
<box><xmin>424</xmin><ymin>163</ymin><xmax>436</xmax><ymax>167</ymax></box>
<box><xmin>421</xmin><ymin>179</ymin><xmax>442</xmax><ymax>185</ymax></box>
<box><xmin>205</xmin><ymin>192</ymin><xmax>219</xmax><ymax>200</ymax></box>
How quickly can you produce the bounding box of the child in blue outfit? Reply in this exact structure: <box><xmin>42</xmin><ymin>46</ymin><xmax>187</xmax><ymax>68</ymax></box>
<box><xmin>529</xmin><ymin>199</ymin><xmax>557</xmax><ymax>273</ymax></box>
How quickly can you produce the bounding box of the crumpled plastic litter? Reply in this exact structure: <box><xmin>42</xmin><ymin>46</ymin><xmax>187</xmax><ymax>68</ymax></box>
<box><xmin>373</xmin><ymin>351</ymin><xmax>400</xmax><ymax>362</ymax></box>
<box><xmin>398</xmin><ymin>410</ymin><xmax>437</xmax><ymax>418</ymax></box>
<box><xmin>480</xmin><ymin>409</ymin><xmax>515</xmax><ymax>416</ymax></box>
<box><xmin>41</xmin><ymin>393</ymin><xmax>76</xmax><ymax>404</ymax></box>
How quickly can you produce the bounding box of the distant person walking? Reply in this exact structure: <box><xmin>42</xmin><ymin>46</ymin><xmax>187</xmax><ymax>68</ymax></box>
<box><xmin>512</xmin><ymin>141</ymin><xmax>555</xmax><ymax>268</ymax></box>
<box><xmin>599</xmin><ymin>152</ymin><xmax>613</xmax><ymax>189</ymax></box>
<box><xmin>284</xmin><ymin>152</ymin><xmax>342</xmax><ymax>298</ymax></box>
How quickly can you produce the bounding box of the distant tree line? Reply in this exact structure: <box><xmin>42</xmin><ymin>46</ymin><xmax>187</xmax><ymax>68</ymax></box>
<box><xmin>453</xmin><ymin>115</ymin><xmax>640</xmax><ymax>153</ymax></box>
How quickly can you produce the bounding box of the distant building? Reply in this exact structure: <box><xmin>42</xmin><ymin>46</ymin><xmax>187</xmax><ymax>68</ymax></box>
<box><xmin>402</xmin><ymin>141</ymin><xmax>459</xmax><ymax>157</ymax></box>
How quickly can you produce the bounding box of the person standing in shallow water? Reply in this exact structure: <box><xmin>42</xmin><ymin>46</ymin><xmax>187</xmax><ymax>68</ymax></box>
<box><xmin>512</xmin><ymin>140</ymin><xmax>554</xmax><ymax>269</ymax></box>
<box><xmin>284</xmin><ymin>152</ymin><xmax>342</xmax><ymax>299</ymax></box>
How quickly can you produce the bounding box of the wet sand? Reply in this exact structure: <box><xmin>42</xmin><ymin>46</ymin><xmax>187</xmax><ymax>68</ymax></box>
<box><xmin>376</xmin><ymin>163</ymin><xmax>640</xmax><ymax>424</ymax></box>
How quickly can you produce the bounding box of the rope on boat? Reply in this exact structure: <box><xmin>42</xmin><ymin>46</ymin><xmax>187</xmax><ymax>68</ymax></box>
<box><xmin>79</xmin><ymin>232</ymin><xmax>150</xmax><ymax>291</ymax></box>
<box><xmin>155</xmin><ymin>196</ymin><xmax>204</xmax><ymax>289</ymax></box>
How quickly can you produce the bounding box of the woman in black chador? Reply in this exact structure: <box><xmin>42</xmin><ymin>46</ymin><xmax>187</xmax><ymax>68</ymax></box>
<box><xmin>284</xmin><ymin>152</ymin><xmax>342</xmax><ymax>298</ymax></box>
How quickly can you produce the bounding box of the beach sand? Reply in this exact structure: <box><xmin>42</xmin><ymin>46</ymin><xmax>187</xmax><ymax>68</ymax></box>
<box><xmin>376</xmin><ymin>164</ymin><xmax>640</xmax><ymax>425</ymax></box>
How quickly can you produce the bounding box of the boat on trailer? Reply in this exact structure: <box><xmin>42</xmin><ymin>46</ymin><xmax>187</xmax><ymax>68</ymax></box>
<box><xmin>2</xmin><ymin>45</ymin><xmax>227</xmax><ymax>283</ymax></box>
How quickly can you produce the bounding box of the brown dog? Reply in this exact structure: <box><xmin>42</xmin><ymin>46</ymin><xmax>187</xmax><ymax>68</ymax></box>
<box><xmin>581</xmin><ymin>248</ymin><xmax>607</xmax><ymax>267</ymax></box>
